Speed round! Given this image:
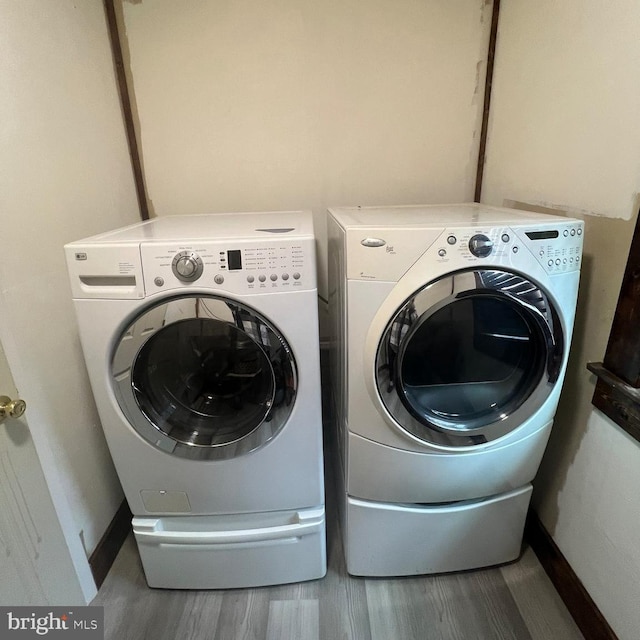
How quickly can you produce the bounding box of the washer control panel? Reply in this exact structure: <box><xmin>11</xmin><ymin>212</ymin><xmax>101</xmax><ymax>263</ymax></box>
<box><xmin>141</xmin><ymin>240</ymin><xmax>313</xmax><ymax>293</ymax></box>
<box><xmin>432</xmin><ymin>221</ymin><xmax>584</xmax><ymax>274</ymax></box>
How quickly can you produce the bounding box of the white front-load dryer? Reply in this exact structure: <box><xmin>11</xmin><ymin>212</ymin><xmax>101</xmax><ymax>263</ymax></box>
<box><xmin>66</xmin><ymin>211</ymin><xmax>326</xmax><ymax>588</ymax></box>
<box><xmin>327</xmin><ymin>203</ymin><xmax>583</xmax><ymax>576</ymax></box>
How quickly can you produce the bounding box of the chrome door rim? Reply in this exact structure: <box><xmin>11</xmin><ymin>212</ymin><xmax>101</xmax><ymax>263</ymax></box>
<box><xmin>375</xmin><ymin>269</ymin><xmax>564</xmax><ymax>447</ymax></box>
<box><xmin>111</xmin><ymin>294</ymin><xmax>297</xmax><ymax>460</ymax></box>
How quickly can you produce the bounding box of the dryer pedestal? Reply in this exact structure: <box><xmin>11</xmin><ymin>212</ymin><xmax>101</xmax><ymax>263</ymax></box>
<box><xmin>341</xmin><ymin>486</ymin><xmax>531</xmax><ymax>577</ymax></box>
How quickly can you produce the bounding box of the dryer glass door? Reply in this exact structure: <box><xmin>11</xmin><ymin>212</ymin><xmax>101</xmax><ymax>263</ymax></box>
<box><xmin>376</xmin><ymin>269</ymin><xmax>564</xmax><ymax>446</ymax></box>
<box><xmin>111</xmin><ymin>295</ymin><xmax>297</xmax><ymax>460</ymax></box>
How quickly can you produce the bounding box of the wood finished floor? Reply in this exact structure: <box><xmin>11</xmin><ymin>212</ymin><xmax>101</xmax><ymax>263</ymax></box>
<box><xmin>92</xmin><ymin>459</ymin><xmax>583</xmax><ymax>640</ymax></box>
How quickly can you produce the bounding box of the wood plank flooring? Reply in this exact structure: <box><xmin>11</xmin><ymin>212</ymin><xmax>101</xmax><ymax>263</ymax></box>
<box><xmin>92</xmin><ymin>458</ymin><xmax>583</xmax><ymax>640</ymax></box>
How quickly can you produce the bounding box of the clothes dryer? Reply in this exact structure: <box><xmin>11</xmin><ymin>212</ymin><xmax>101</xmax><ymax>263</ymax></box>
<box><xmin>327</xmin><ymin>203</ymin><xmax>583</xmax><ymax>576</ymax></box>
<box><xmin>66</xmin><ymin>211</ymin><xmax>326</xmax><ymax>588</ymax></box>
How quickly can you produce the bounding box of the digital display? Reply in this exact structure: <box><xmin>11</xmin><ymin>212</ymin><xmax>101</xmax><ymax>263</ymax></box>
<box><xmin>525</xmin><ymin>230</ymin><xmax>559</xmax><ymax>240</ymax></box>
<box><xmin>227</xmin><ymin>249</ymin><xmax>242</xmax><ymax>270</ymax></box>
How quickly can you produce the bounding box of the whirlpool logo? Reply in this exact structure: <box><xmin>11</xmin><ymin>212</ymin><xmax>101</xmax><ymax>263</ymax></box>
<box><xmin>0</xmin><ymin>607</ymin><xmax>103</xmax><ymax>639</ymax></box>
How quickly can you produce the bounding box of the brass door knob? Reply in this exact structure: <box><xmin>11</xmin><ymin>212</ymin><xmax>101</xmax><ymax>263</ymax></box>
<box><xmin>0</xmin><ymin>395</ymin><xmax>26</xmax><ymax>423</ymax></box>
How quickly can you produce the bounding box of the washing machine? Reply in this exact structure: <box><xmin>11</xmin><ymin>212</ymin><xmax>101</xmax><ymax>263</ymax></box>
<box><xmin>65</xmin><ymin>211</ymin><xmax>326</xmax><ymax>589</ymax></box>
<box><xmin>327</xmin><ymin>203</ymin><xmax>583</xmax><ymax>576</ymax></box>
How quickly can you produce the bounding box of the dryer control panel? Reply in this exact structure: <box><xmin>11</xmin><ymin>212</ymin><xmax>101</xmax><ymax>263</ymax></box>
<box><xmin>432</xmin><ymin>221</ymin><xmax>584</xmax><ymax>275</ymax></box>
<box><xmin>140</xmin><ymin>239</ymin><xmax>315</xmax><ymax>294</ymax></box>
<box><xmin>515</xmin><ymin>222</ymin><xmax>584</xmax><ymax>274</ymax></box>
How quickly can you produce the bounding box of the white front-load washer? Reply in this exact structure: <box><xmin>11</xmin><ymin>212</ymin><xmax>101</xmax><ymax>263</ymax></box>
<box><xmin>66</xmin><ymin>211</ymin><xmax>326</xmax><ymax>589</ymax></box>
<box><xmin>327</xmin><ymin>203</ymin><xmax>583</xmax><ymax>576</ymax></box>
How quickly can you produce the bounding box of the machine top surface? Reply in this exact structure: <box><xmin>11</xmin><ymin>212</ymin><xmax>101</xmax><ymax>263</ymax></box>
<box><xmin>329</xmin><ymin>203</ymin><xmax>579</xmax><ymax>229</ymax></box>
<box><xmin>66</xmin><ymin>211</ymin><xmax>314</xmax><ymax>246</ymax></box>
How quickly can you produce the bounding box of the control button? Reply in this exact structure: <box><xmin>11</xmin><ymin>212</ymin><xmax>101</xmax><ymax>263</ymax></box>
<box><xmin>171</xmin><ymin>251</ymin><xmax>204</xmax><ymax>282</ymax></box>
<box><xmin>293</xmin><ymin>272</ymin><xmax>301</xmax><ymax>280</ymax></box>
<box><xmin>214</xmin><ymin>274</ymin><xmax>224</xmax><ymax>285</ymax></box>
<box><xmin>173</xmin><ymin>258</ymin><xmax>191</xmax><ymax>277</ymax></box>
<box><xmin>576</xmin><ymin>256</ymin><xmax>580</xmax><ymax>264</ymax></box>
<box><xmin>570</xmin><ymin>228</ymin><xmax>576</xmax><ymax>236</ymax></box>
<box><xmin>570</xmin><ymin>257</ymin><xmax>574</xmax><ymax>263</ymax></box>
<box><xmin>468</xmin><ymin>234</ymin><xmax>493</xmax><ymax>258</ymax></box>
<box><xmin>154</xmin><ymin>277</ymin><xmax>164</xmax><ymax>287</ymax></box>
<box><xmin>282</xmin><ymin>273</ymin><xmax>290</xmax><ymax>281</ymax></box>
<box><xmin>577</xmin><ymin>228</ymin><xmax>583</xmax><ymax>235</ymax></box>
<box><xmin>555</xmin><ymin>259</ymin><xmax>561</xmax><ymax>265</ymax></box>
<box><xmin>447</xmin><ymin>235</ymin><xmax>457</xmax><ymax>245</ymax></box>
<box><xmin>501</xmin><ymin>233</ymin><xmax>510</xmax><ymax>243</ymax></box>
<box><xmin>548</xmin><ymin>259</ymin><xmax>554</xmax><ymax>266</ymax></box>
<box><xmin>259</xmin><ymin>275</ymin><xmax>266</xmax><ymax>283</ymax></box>
<box><xmin>270</xmin><ymin>274</ymin><xmax>278</xmax><ymax>281</ymax></box>
<box><xmin>563</xmin><ymin>258</ymin><xmax>567</xmax><ymax>264</ymax></box>
<box><xmin>176</xmin><ymin>257</ymin><xmax>196</xmax><ymax>277</ymax></box>
<box><xmin>539</xmin><ymin>250</ymin><xmax>545</xmax><ymax>257</ymax></box>
<box><xmin>563</xmin><ymin>229</ymin><xmax>569</xmax><ymax>237</ymax></box>
<box><xmin>361</xmin><ymin>237</ymin><xmax>386</xmax><ymax>248</ymax></box>
<box><xmin>512</xmin><ymin>246</ymin><xmax>519</xmax><ymax>254</ymax></box>
<box><xmin>438</xmin><ymin>248</ymin><xmax>447</xmax><ymax>257</ymax></box>
<box><xmin>247</xmin><ymin>275</ymin><xmax>255</xmax><ymax>283</ymax></box>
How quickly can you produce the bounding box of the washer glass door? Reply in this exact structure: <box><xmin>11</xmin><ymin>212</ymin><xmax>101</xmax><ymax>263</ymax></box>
<box><xmin>111</xmin><ymin>295</ymin><xmax>296</xmax><ymax>460</ymax></box>
<box><xmin>376</xmin><ymin>269</ymin><xmax>564</xmax><ymax>447</ymax></box>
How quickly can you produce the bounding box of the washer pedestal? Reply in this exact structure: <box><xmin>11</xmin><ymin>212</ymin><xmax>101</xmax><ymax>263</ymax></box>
<box><xmin>133</xmin><ymin>507</ymin><xmax>326</xmax><ymax>589</ymax></box>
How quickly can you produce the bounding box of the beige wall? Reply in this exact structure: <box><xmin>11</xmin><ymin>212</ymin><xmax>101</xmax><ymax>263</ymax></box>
<box><xmin>119</xmin><ymin>0</ymin><xmax>493</xmax><ymax>302</ymax></box>
<box><xmin>0</xmin><ymin>0</ymin><xmax>140</xmax><ymax>597</ymax></box>
<box><xmin>483</xmin><ymin>0</ymin><xmax>640</xmax><ymax>220</ymax></box>
<box><xmin>483</xmin><ymin>2</ymin><xmax>640</xmax><ymax>638</ymax></box>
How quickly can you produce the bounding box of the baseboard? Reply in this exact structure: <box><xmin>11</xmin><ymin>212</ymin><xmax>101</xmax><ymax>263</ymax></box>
<box><xmin>88</xmin><ymin>499</ymin><xmax>132</xmax><ymax>590</ymax></box>
<box><xmin>524</xmin><ymin>510</ymin><xmax>617</xmax><ymax>640</ymax></box>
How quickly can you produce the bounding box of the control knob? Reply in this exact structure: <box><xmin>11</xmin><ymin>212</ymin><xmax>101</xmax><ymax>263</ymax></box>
<box><xmin>171</xmin><ymin>251</ymin><xmax>204</xmax><ymax>282</ymax></box>
<box><xmin>468</xmin><ymin>234</ymin><xmax>493</xmax><ymax>258</ymax></box>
